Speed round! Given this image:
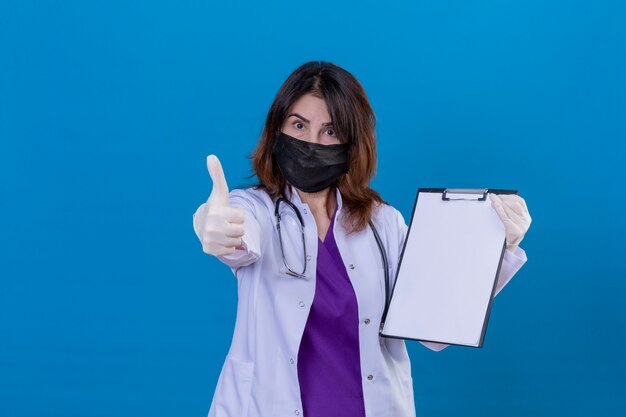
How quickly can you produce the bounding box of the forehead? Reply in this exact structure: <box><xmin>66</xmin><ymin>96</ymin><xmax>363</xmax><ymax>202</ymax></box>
<box><xmin>287</xmin><ymin>94</ymin><xmax>331</xmax><ymax>120</ymax></box>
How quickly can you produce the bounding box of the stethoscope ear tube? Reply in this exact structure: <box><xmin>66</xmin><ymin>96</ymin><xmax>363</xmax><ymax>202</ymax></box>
<box><xmin>279</xmin><ymin>266</ymin><xmax>311</xmax><ymax>279</ymax></box>
<box><xmin>275</xmin><ymin>197</ymin><xmax>308</xmax><ymax>279</ymax></box>
<box><xmin>368</xmin><ymin>220</ymin><xmax>391</xmax><ymax>334</ymax></box>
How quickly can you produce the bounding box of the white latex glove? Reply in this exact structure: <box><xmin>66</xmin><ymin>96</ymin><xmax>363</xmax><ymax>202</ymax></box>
<box><xmin>489</xmin><ymin>193</ymin><xmax>532</xmax><ymax>251</ymax></box>
<box><xmin>197</xmin><ymin>155</ymin><xmax>246</xmax><ymax>256</ymax></box>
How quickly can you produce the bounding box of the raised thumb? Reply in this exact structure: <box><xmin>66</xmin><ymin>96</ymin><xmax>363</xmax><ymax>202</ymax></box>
<box><xmin>206</xmin><ymin>154</ymin><xmax>230</xmax><ymax>207</ymax></box>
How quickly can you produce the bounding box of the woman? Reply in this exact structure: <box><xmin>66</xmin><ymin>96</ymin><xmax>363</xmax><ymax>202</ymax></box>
<box><xmin>192</xmin><ymin>61</ymin><xmax>531</xmax><ymax>417</ymax></box>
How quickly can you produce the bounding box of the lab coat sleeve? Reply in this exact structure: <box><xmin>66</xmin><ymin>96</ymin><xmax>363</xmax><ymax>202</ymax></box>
<box><xmin>392</xmin><ymin>208</ymin><xmax>528</xmax><ymax>352</ymax></box>
<box><xmin>494</xmin><ymin>245</ymin><xmax>527</xmax><ymax>296</ymax></box>
<box><xmin>192</xmin><ymin>189</ymin><xmax>262</xmax><ymax>270</ymax></box>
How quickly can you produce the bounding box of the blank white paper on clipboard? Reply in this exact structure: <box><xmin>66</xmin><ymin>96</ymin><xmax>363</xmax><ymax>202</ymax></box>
<box><xmin>380</xmin><ymin>188</ymin><xmax>516</xmax><ymax>348</ymax></box>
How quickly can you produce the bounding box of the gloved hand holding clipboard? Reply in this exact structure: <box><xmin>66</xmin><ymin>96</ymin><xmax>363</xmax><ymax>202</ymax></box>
<box><xmin>379</xmin><ymin>188</ymin><xmax>530</xmax><ymax>348</ymax></box>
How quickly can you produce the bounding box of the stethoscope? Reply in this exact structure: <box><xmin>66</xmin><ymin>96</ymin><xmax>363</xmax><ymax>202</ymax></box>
<box><xmin>274</xmin><ymin>196</ymin><xmax>391</xmax><ymax>315</ymax></box>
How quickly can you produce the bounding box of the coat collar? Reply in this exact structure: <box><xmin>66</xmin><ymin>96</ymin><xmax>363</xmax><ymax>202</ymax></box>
<box><xmin>287</xmin><ymin>184</ymin><xmax>343</xmax><ymax>214</ymax></box>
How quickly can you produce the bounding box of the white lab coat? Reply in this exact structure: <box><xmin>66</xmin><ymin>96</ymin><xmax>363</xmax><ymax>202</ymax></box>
<box><xmin>193</xmin><ymin>185</ymin><xmax>527</xmax><ymax>417</ymax></box>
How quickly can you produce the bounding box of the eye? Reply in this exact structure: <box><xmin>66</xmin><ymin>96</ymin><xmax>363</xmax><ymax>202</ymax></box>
<box><xmin>325</xmin><ymin>128</ymin><xmax>336</xmax><ymax>136</ymax></box>
<box><xmin>293</xmin><ymin>121</ymin><xmax>305</xmax><ymax>130</ymax></box>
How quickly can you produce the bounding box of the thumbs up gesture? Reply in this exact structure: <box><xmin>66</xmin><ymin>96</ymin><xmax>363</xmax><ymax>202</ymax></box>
<box><xmin>200</xmin><ymin>155</ymin><xmax>246</xmax><ymax>256</ymax></box>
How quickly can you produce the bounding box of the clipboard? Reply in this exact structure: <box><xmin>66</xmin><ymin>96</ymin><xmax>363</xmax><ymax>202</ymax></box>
<box><xmin>379</xmin><ymin>188</ymin><xmax>518</xmax><ymax>348</ymax></box>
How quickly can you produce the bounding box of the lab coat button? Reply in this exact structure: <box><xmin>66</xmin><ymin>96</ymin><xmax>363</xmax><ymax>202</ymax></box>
<box><xmin>290</xmin><ymin>357</ymin><xmax>295</xmax><ymax>364</ymax></box>
<box><xmin>295</xmin><ymin>409</ymin><xmax>300</xmax><ymax>415</ymax></box>
<box><xmin>306</xmin><ymin>255</ymin><xmax>311</xmax><ymax>261</ymax></box>
<box><xmin>364</xmin><ymin>318</ymin><xmax>371</xmax><ymax>325</ymax></box>
<box><xmin>303</xmin><ymin>208</ymin><xmax>308</xmax><ymax>215</ymax></box>
<box><xmin>298</xmin><ymin>301</ymin><xmax>305</xmax><ymax>308</ymax></box>
<box><xmin>349</xmin><ymin>264</ymin><xmax>355</xmax><ymax>270</ymax></box>
<box><xmin>367</xmin><ymin>374</ymin><xmax>374</xmax><ymax>380</ymax></box>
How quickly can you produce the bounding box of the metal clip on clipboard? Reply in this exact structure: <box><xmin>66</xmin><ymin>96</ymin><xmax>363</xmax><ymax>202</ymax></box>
<box><xmin>442</xmin><ymin>188</ymin><xmax>488</xmax><ymax>201</ymax></box>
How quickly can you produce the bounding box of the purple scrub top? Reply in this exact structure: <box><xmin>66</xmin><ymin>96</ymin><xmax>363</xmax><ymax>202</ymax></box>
<box><xmin>297</xmin><ymin>207</ymin><xmax>367</xmax><ymax>417</ymax></box>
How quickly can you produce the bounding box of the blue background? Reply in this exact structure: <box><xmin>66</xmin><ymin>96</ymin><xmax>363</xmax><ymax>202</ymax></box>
<box><xmin>1</xmin><ymin>0</ymin><xmax>624</xmax><ymax>416</ymax></box>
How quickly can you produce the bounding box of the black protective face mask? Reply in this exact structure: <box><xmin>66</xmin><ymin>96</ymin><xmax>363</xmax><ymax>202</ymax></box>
<box><xmin>272</xmin><ymin>131</ymin><xmax>350</xmax><ymax>193</ymax></box>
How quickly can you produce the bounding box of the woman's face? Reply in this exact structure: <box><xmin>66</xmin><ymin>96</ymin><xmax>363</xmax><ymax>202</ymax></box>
<box><xmin>281</xmin><ymin>93</ymin><xmax>341</xmax><ymax>145</ymax></box>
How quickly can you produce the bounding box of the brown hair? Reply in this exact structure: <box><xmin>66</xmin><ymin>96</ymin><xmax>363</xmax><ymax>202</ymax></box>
<box><xmin>250</xmin><ymin>61</ymin><xmax>384</xmax><ymax>234</ymax></box>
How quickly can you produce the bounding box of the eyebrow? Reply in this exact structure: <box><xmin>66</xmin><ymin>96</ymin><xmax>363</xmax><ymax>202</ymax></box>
<box><xmin>287</xmin><ymin>113</ymin><xmax>333</xmax><ymax>126</ymax></box>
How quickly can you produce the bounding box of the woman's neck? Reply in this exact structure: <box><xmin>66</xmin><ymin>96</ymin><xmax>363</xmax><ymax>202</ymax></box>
<box><xmin>295</xmin><ymin>187</ymin><xmax>337</xmax><ymax>220</ymax></box>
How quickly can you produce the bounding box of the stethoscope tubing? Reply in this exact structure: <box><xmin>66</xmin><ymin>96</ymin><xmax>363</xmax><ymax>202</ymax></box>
<box><xmin>273</xmin><ymin>197</ymin><xmax>391</xmax><ymax>320</ymax></box>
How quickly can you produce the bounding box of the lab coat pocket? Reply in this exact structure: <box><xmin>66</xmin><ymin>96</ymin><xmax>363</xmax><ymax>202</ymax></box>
<box><xmin>213</xmin><ymin>357</ymin><xmax>255</xmax><ymax>417</ymax></box>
